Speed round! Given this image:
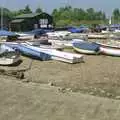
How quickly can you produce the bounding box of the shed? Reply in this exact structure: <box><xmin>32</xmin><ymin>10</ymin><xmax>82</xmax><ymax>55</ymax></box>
<box><xmin>10</xmin><ymin>12</ymin><xmax>53</xmax><ymax>32</ymax></box>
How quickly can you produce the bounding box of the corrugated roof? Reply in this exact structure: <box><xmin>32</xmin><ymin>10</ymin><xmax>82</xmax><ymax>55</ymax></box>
<box><xmin>11</xmin><ymin>19</ymin><xmax>25</xmax><ymax>23</ymax></box>
<box><xmin>15</xmin><ymin>13</ymin><xmax>41</xmax><ymax>19</ymax></box>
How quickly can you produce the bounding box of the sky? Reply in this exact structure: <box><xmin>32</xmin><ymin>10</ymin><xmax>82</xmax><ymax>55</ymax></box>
<box><xmin>1</xmin><ymin>0</ymin><xmax>120</xmax><ymax>17</ymax></box>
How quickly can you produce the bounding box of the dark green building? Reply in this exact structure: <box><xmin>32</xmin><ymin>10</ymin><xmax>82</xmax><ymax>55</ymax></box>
<box><xmin>10</xmin><ymin>12</ymin><xmax>53</xmax><ymax>32</ymax></box>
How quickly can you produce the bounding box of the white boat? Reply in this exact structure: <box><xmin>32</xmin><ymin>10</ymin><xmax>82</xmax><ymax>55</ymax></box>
<box><xmin>72</xmin><ymin>39</ymin><xmax>100</xmax><ymax>55</ymax></box>
<box><xmin>26</xmin><ymin>41</ymin><xmax>64</xmax><ymax>51</ymax></box>
<box><xmin>49</xmin><ymin>40</ymin><xmax>73</xmax><ymax>49</ymax></box>
<box><xmin>87</xmin><ymin>33</ymin><xmax>108</xmax><ymax>39</ymax></box>
<box><xmin>114</xmin><ymin>29</ymin><xmax>120</xmax><ymax>33</ymax></box>
<box><xmin>0</xmin><ymin>44</ymin><xmax>20</xmax><ymax>65</ymax></box>
<box><xmin>16</xmin><ymin>32</ymin><xmax>34</xmax><ymax>40</ymax></box>
<box><xmin>22</xmin><ymin>43</ymin><xmax>84</xmax><ymax>64</ymax></box>
<box><xmin>95</xmin><ymin>41</ymin><xmax>120</xmax><ymax>56</ymax></box>
<box><xmin>46</xmin><ymin>31</ymin><xmax>71</xmax><ymax>39</ymax></box>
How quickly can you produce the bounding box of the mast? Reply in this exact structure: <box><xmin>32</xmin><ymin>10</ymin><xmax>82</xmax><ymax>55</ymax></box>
<box><xmin>1</xmin><ymin>6</ymin><xmax>3</xmax><ymax>30</ymax></box>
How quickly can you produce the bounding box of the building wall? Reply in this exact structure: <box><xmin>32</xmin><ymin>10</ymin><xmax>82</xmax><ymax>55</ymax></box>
<box><xmin>10</xmin><ymin>13</ymin><xmax>53</xmax><ymax>32</ymax></box>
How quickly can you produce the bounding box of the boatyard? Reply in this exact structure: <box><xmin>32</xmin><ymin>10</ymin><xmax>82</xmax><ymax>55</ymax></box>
<box><xmin>1</xmin><ymin>1</ymin><xmax>120</xmax><ymax>120</ymax></box>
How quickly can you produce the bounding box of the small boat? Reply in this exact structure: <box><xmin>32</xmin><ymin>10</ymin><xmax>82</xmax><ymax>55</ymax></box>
<box><xmin>16</xmin><ymin>32</ymin><xmax>34</xmax><ymax>40</ymax></box>
<box><xmin>26</xmin><ymin>38</ymin><xmax>50</xmax><ymax>46</ymax></box>
<box><xmin>7</xmin><ymin>42</ymin><xmax>83</xmax><ymax>63</ymax></box>
<box><xmin>23</xmin><ymin>43</ymin><xmax>84</xmax><ymax>64</ymax></box>
<box><xmin>72</xmin><ymin>40</ymin><xmax>100</xmax><ymax>54</ymax></box>
<box><xmin>95</xmin><ymin>42</ymin><xmax>120</xmax><ymax>56</ymax></box>
<box><xmin>0</xmin><ymin>44</ymin><xmax>20</xmax><ymax>65</ymax></box>
<box><xmin>46</xmin><ymin>31</ymin><xmax>70</xmax><ymax>38</ymax></box>
<box><xmin>87</xmin><ymin>33</ymin><xmax>108</xmax><ymax>39</ymax></box>
<box><xmin>5</xmin><ymin>43</ymin><xmax>51</xmax><ymax>61</ymax></box>
<box><xmin>49</xmin><ymin>40</ymin><xmax>73</xmax><ymax>49</ymax></box>
<box><xmin>25</xmin><ymin>41</ymin><xmax>63</xmax><ymax>51</ymax></box>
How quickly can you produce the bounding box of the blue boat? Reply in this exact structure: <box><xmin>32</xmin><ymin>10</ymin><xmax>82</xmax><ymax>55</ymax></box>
<box><xmin>6</xmin><ymin>43</ymin><xmax>51</xmax><ymax>61</ymax></box>
<box><xmin>72</xmin><ymin>40</ymin><xmax>100</xmax><ymax>54</ymax></box>
<box><xmin>0</xmin><ymin>30</ymin><xmax>18</xmax><ymax>36</ymax></box>
<box><xmin>68</xmin><ymin>26</ymin><xmax>89</xmax><ymax>33</ymax></box>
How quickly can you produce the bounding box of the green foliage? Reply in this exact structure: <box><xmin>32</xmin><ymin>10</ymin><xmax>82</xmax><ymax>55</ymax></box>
<box><xmin>112</xmin><ymin>8</ymin><xmax>120</xmax><ymax>23</ymax></box>
<box><xmin>52</xmin><ymin>6</ymin><xmax>107</xmax><ymax>27</ymax></box>
<box><xmin>0</xmin><ymin>8</ymin><xmax>12</xmax><ymax>19</ymax></box>
<box><xmin>35</xmin><ymin>7</ymin><xmax>42</xmax><ymax>13</ymax></box>
<box><xmin>24</xmin><ymin>5</ymin><xmax>32</xmax><ymax>14</ymax></box>
<box><xmin>13</xmin><ymin>4</ymin><xmax>32</xmax><ymax>16</ymax></box>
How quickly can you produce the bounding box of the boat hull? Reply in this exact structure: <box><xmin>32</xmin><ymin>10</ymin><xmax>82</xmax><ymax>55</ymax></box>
<box><xmin>95</xmin><ymin>42</ymin><xmax>120</xmax><ymax>56</ymax></box>
<box><xmin>72</xmin><ymin>40</ymin><xmax>100</xmax><ymax>55</ymax></box>
<box><xmin>73</xmin><ymin>46</ymin><xmax>99</xmax><ymax>54</ymax></box>
<box><xmin>6</xmin><ymin>43</ymin><xmax>83</xmax><ymax>63</ymax></box>
<box><xmin>25</xmin><ymin>43</ymin><xmax>84</xmax><ymax>63</ymax></box>
<box><xmin>100</xmin><ymin>46</ymin><xmax>120</xmax><ymax>56</ymax></box>
<box><xmin>6</xmin><ymin>43</ymin><xmax>51</xmax><ymax>61</ymax></box>
<box><xmin>0</xmin><ymin>55</ymin><xmax>20</xmax><ymax>65</ymax></box>
<box><xmin>0</xmin><ymin>44</ymin><xmax>20</xmax><ymax>65</ymax></box>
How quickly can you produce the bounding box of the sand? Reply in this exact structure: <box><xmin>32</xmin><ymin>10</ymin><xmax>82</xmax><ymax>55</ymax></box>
<box><xmin>1</xmin><ymin>52</ymin><xmax>120</xmax><ymax>99</ymax></box>
<box><xmin>20</xmin><ymin>54</ymin><xmax>120</xmax><ymax>99</ymax></box>
<box><xmin>0</xmin><ymin>49</ymin><xmax>120</xmax><ymax>119</ymax></box>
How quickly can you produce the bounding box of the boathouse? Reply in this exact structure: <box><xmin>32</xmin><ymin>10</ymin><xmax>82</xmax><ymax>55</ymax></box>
<box><xmin>10</xmin><ymin>12</ymin><xmax>53</xmax><ymax>32</ymax></box>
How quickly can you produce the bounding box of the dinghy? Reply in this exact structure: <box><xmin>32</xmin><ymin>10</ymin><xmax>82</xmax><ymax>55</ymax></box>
<box><xmin>0</xmin><ymin>44</ymin><xmax>20</xmax><ymax>65</ymax></box>
<box><xmin>25</xmin><ymin>41</ymin><xmax>63</xmax><ymax>50</ymax></box>
<box><xmin>6</xmin><ymin>43</ymin><xmax>51</xmax><ymax>61</ymax></box>
<box><xmin>23</xmin><ymin>43</ymin><xmax>84</xmax><ymax>63</ymax></box>
<box><xmin>72</xmin><ymin>39</ymin><xmax>100</xmax><ymax>54</ymax></box>
<box><xmin>49</xmin><ymin>40</ymin><xmax>73</xmax><ymax>49</ymax></box>
<box><xmin>7</xmin><ymin>43</ymin><xmax>83</xmax><ymax>63</ymax></box>
<box><xmin>95</xmin><ymin>42</ymin><xmax>120</xmax><ymax>56</ymax></box>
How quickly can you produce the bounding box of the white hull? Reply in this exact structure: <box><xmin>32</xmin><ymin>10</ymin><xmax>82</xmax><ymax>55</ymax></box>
<box><xmin>88</xmin><ymin>34</ymin><xmax>108</xmax><ymax>39</ymax></box>
<box><xmin>49</xmin><ymin>40</ymin><xmax>73</xmax><ymax>49</ymax></box>
<box><xmin>73</xmin><ymin>46</ymin><xmax>98</xmax><ymax>54</ymax></box>
<box><xmin>23</xmin><ymin>43</ymin><xmax>84</xmax><ymax>63</ymax></box>
<box><xmin>96</xmin><ymin>42</ymin><xmax>120</xmax><ymax>56</ymax></box>
<box><xmin>0</xmin><ymin>55</ymin><xmax>20</xmax><ymax>65</ymax></box>
<box><xmin>47</xmin><ymin>31</ymin><xmax>70</xmax><ymax>38</ymax></box>
<box><xmin>100</xmin><ymin>47</ymin><xmax>120</xmax><ymax>56</ymax></box>
<box><xmin>0</xmin><ymin>44</ymin><xmax>20</xmax><ymax>65</ymax></box>
<box><xmin>52</xmin><ymin>56</ymin><xmax>83</xmax><ymax>64</ymax></box>
<box><xmin>50</xmin><ymin>50</ymin><xmax>84</xmax><ymax>63</ymax></box>
<box><xmin>16</xmin><ymin>33</ymin><xmax>34</xmax><ymax>40</ymax></box>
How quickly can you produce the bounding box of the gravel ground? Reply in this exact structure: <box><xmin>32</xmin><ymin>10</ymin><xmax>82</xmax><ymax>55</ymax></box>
<box><xmin>0</xmin><ymin>76</ymin><xmax>120</xmax><ymax>120</ymax></box>
<box><xmin>0</xmin><ymin>47</ymin><xmax>120</xmax><ymax>119</ymax></box>
<box><xmin>1</xmin><ymin>50</ymin><xmax>120</xmax><ymax>99</ymax></box>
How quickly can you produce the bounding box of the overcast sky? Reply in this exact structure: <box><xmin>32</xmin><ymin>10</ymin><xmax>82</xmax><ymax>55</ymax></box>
<box><xmin>1</xmin><ymin>0</ymin><xmax>120</xmax><ymax>16</ymax></box>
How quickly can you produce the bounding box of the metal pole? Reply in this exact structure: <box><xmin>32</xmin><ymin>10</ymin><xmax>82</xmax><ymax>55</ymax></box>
<box><xmin>1</xmin><ymin>6</ymin><xmax>3</xmax><ymax>30</ymax></box>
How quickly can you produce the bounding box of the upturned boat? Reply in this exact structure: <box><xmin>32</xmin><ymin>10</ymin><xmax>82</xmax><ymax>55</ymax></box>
<box><xmin>72</xmin><ymin>39</ymin><xmax>100</xmax><ymax>54</ymax></box>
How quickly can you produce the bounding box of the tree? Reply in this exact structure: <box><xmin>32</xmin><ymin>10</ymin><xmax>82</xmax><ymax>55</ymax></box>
<box><xmin>24</xmin><ymin>5</ymin><xmax>32</xmax><ymax>14</ymax></box>
<box><xmin>86</xmin><ymin>8</ymin><xmax>95</xmax><ymax>20</ymax></box>
<box><xmin>112</xmin><ymin>8</ymin><xmax>120</xmax><ymax>23</ymax></box>
<box><xmin>52</xmin><ymin>6</ymin><xmax>107</xmax><ymax>27</ymax></box>
<box><xmin>35</xmin><ymin>7</ymin><xmax>42</xmax><ymax>13</ymax></box>
<box><xmin>52</xmin><ymin>9</ymin><xmax>60</xmax><ymax>22</ymax></box>
<box><xmin>0</xmin><ymin>7</ymin><xmax>12</xmax><ymax>29</ymax></box>
<box><xmin>16</xmin><ymin>5</ymin><xmax>32</xmax><ymax>15</ymax></box>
